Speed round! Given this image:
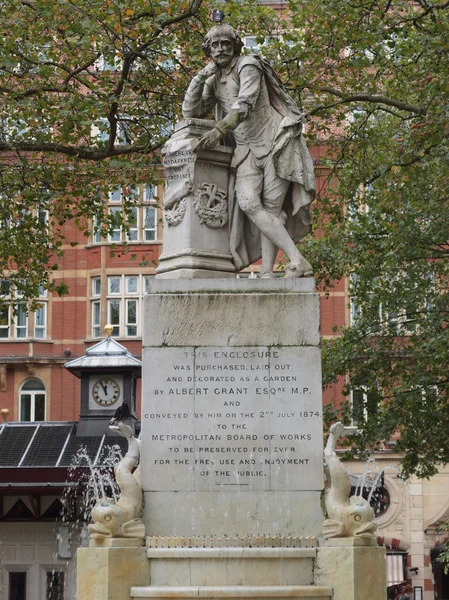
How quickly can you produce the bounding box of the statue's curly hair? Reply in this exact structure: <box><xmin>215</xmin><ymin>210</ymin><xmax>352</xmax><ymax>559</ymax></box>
<box><xmin>202</xmin><ymin>24</ymin><xmax>244</xmax><ymax>57</ymax></box>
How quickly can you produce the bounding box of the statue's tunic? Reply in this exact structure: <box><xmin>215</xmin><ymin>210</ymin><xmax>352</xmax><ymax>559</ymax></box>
<box><xmin>183</xmin><ymin>55</ymin><xmax>316</xmax><ymax>270</ymax></box>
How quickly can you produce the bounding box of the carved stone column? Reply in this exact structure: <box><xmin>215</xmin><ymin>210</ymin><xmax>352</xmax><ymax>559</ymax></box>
<box><xmin>156</xmin><ymin>119</ymin><xmax>235</xmax><ymax>279</ymax></box>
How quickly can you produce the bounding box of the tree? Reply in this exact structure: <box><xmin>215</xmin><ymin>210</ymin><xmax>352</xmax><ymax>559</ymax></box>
<box><xmin>0</xmin><ymin>0</ymin><xmax>210</xmax><ymax>301</ymax></box>
<box><xmin>274</xmin><ymin>0</ymin><xmax>449</xmax><ymax>478</ymax></box>
<box><xmin>2</xmin><ymin>0</ymin><xmax>449</xmax><ymax>476</ymax></box>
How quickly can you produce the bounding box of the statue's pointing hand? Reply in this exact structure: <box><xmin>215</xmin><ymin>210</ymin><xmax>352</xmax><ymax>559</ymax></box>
<box><xmin>193</xmin><ymin>127</ymin><xmax>223</xmax><ymax>153</ymax></box>
<box><xmin>193</xmin><ymin>110</ymin><xmax>242</xmax><ymax>154</ymax></box>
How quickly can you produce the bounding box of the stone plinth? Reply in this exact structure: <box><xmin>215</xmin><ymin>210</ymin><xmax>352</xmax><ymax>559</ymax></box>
<box><xmin>315</xmin><ymin>538</ymin><xmax>387</xmax><ymax>600</ymax></box>
<box><xmin>145</xmin><ymin>547</ymin><xmax>315</xmax><ymax>586</ymax></box>
<box><xmin>156</xmin><ymin>119</ymin><xmax>235</xmax><ymax>279</ymax></box>
<box><xmin>141</xmin><ymin>279</ymin><xmax>324</xmax><ymax>537</ymax></box>
<box><xmin>77</xmin><ymin>540</ymin><xmax>150</xmax><ymax>600</ymax></box>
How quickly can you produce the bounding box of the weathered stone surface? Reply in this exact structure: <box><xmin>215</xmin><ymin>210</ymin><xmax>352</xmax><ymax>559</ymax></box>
<box><xmin>143</xmin><ymin>282</ymin><xmax>319</xmax><ymax>348</ymax></box>
<box><xmin>156</xmin><ymin>120</ymin><xmax>234</xmax><ymax>279</ymax></box>
<box><xmin>142</xmin><ymin>490</ymin><xmax>323</xmax><ymax>538</ymax></box>
<box><xmin>147</xmin><ymin>279</ymin><xmax>316</xmax><ymax>294</ymax></box>
<box><xmin>141</xmin><ymin>280</ymin><xmax>324</xmax><ymax>538</ymax></box>
<box><xmin>141</xmin><ymin>346</ymin><xmax>322</xmax><ymax>492</ymax></box>
<box><xmin>77</xmin><ymin>545</ymin><xmax>150</xmax><ymax>600</ymax></box>
<box><xmin>315</xmin><ymin>543</ymin><xmax>387</xmax><ymax>600</ymax></box>
<box><xmin>150</xmin><ymin>556</ymin><xmax>314</xmax><ymax>586</ymax></box>
<box><xmin>181</xmin><ymin>24</ymin><xmax>315</xmax><ymax>278</ymax></box>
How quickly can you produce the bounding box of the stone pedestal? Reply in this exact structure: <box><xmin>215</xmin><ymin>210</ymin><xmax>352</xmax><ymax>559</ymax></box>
<box><xmin>76</xmin><ymin>539</ymin><xmax>150</xmax><ymax>600</ymax></box>
<box><xmin>315</xmin><ymin>538</ymin><xmax>387</xmax><ymax>600</ymax></box>
<box><xmin>141</xmin><ymin>279</ymin><xmax>324</xmax><ymax>537</ymax></box>
<box><xmin>156</xmin><ymin>119</ymin><xmax>235</xmax><ymax>279</ymax></box>
<box><xmin>130</xmin><ymin>547</ymin><xmax>334</xmax><ymax>599</ymax></box>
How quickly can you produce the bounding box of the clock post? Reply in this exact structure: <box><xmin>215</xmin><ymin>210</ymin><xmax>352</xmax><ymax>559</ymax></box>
<box><xmin>65</xmin><ymin>325</ymin><xmax>142</xmax><ymax>436</ymax></box>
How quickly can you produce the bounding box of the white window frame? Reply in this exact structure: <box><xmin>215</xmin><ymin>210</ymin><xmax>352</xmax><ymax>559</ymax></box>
<box><xmin>125</xmin><ymin>298</ymin><xmax>138</xmax><ymax>337</ymax></box>
<box><xmin>144</xmin><ymin>185</ymin><xmax>157</xmax><ymax>203</ymax></box>
<box><xmin>351</xmin><ymin>385</ymin><xmax>379</xmax><ymax>426</ymax></box>
<box><xmin>109</xmin><ymin>187</ymin><xmax>122</xmax><ymax>203</ymax></box>
<box><xmin>14</xmin><ymin>302</ymin><xmax>28</xmax><ymax>339</ymax></box>
<box><xmin>92</xmin><ymin>300</ymin><xmax>101</xmax><ymax>338</ymax></box>
<box><xmin>0</xmin><ymin>303</ymin><xmax>10</xmax><ymax>338</ymax></box>
<box><xmin>19</xmin><ymin>379</ymin><xmax>46</xmax><ymax>422</ymax></box>
<box><xmin>92</xmin><ymin>184</ymin><xmax>159</xmax><ymax>244</ymax></box>
<box><xmin>34</xmin><ymin>302</ymin><xmax>47</xmax><ymax>339</ymax></box>
<box><xmin>108</xmin><ymin>206</ymin><xmax>122</xmax><ymax>242</ymax></box>
<box><xmin>107</xmin><ymin>298</ymin><xmax>121</xmax><ymax>337</ymax></box>
<box><xmin>94</xmin><ymin>274</ymin><xmax>150</xmax><ymax>338</ymax></box>
<box><xmin>143</xmin><ymin>206</ymin><xmax>157</xmax><ymax>241</ymax></box>
<box><xmin>126</xmin><ymin>206</ymin><xmax>139</xmax><ymax>242</ymax></box>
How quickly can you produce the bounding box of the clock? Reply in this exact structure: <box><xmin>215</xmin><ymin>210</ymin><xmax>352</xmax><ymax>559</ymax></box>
<box><xmin>91</xmin><ymin>377</ymin><xmax>121</xmax><ymax>407</ymax></box>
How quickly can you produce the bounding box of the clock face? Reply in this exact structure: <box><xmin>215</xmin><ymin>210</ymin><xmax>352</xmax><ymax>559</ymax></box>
<box><xmin>91</xmin><ymin>377</ymin><xmax>121</xmax><ymax>407</ymax></box>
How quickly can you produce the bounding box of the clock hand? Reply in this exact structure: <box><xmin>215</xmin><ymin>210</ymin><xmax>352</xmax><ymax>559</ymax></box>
<box><xmin>101</xmin><ymin>382</ymin><xmax>108</xmax><ymax>395</ymax></box>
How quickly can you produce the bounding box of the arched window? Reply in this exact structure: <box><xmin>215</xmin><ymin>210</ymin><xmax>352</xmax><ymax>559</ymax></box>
<box><xmin>19</xmin><ymin>379</ymin><xmax>46</xmax><ymax>422</ymax></box>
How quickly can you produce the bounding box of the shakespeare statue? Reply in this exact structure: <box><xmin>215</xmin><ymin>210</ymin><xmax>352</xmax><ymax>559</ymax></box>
<box><xmin>182</xmin><ymin>22</ymin><xmax>316</xmax><ymax>278</ymax></box>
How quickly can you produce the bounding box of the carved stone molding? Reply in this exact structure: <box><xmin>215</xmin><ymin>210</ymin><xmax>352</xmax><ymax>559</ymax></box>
<box><xmin>146</xmin><ymin>534</ymin><xmax>318</xmax><ymax>548</ymax></box>
<box><xmin>193</xmin><ymin>182</ymin><xmax>228</xmax><ymax>228</ymax></box>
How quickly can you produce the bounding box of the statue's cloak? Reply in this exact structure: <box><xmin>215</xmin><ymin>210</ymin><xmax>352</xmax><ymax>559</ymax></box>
<box><xmin>226</xmin><ymin>56</ymin><xmax>316</xmax><ymax>271</ymax></box>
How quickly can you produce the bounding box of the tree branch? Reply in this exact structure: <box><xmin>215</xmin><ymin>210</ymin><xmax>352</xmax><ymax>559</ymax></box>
<box><xmin>365</xmin><ymin>143</ymin><xmax>439</xmax><ymax>184</ymax></box>
<box><xmin>0</xmin><ymin>141</ymin><xmax>162</xmax><ymax>161</ymax></box>
<box><xmin>313</xmin><ymin>86</ymin><xmax>426</xmax><ymax>116</ymax></box>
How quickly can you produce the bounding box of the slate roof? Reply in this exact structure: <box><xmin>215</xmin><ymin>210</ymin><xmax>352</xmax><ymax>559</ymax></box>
<box><xmin>0</xmin><ymin>421</ymin><xmax>131</xmax><ymax>475</ymax></box>
<box><xmin>64</xmin><ymin>336</ymin><xmax>142</xmax><ymax>376</ymax></box>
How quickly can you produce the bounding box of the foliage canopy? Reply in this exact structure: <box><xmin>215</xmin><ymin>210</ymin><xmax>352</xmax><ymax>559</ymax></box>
<box><xmin>2</xmin><ymin>0</ymin><xmax>449</xmax><ymax>476</ymax></box>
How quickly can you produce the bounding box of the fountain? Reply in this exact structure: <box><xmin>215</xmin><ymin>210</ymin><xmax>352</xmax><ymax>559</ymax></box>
<box><xmin>75</xmin><ymin>18</ymin><xmax>386</xmax><ymax>600</ymax></box>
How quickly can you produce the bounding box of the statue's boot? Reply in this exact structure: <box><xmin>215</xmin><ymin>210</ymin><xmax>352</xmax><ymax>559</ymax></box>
<box><xmin>285</xmin><ymin>257</ymin><xmax>313</xmax><ymax>278</ymax></box>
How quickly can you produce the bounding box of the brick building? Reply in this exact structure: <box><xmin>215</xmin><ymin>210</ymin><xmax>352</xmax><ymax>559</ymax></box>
<box><xmin>0</xmin><ymin>114</ymin><xmax>447</xmax><ymax>600</ymax></box>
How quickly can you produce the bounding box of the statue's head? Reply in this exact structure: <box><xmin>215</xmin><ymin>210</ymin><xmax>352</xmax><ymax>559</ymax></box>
<box><xmin>202</xmin><ymin>24</ymin><xmax>244</xmax><ymax>68</ymax></box>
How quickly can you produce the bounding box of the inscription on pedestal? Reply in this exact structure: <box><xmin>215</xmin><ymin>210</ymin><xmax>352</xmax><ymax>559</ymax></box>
<box><xmin>142</xmin><ymin>346</ymin><xmax>323</xmax><ymax>492</ymax></box>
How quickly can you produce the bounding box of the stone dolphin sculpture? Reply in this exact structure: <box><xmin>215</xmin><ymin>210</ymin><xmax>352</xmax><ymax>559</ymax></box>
<box><xmin>88</xmin><ymin>422</ymin><xmax>145</xmax><ymax>539</ymax></box>
<box><xmin>322</xmin><ymin>422</ymin><xmax>377</xmax><ymax>539</ymax></box>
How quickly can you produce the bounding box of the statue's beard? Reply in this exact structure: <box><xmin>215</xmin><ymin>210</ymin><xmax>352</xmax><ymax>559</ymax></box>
<box><xmin>213</xmin><ymin>54</ymin><xmax>233</xmax><ymax>68</ymax></box>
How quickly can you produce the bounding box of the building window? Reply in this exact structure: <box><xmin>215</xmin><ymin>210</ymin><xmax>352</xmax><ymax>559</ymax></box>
<box><xmin>46</xmin><ymin>571</ymin><xmax>64</xmax><ymax>600</ymax></box>
<box><xmin>108</xmin><ymin>206</ymin><xmax>122</xmax><ymax>242</ymax></box>
<box><xmin>19</xmin><ymin>378</ymin><xmax>46</xmax><ymax>422</ymax></box>
<box><xmin>9</xmin><ymin>572</ymin><xmax>26</xmax><ymax>600</ymax></box>
<box><xmin>34</xmin><ymin>302</ymin><xmax>46</xmax><ymax>338</ymax></box>
<box><xmin>14</xmin><ymin>303</ymin><xmax>28</xmax><ymax>338</ymax></box>
<box><xmin>92</xmin><ymin>301</ymin><xmax>101</xmax><ymax>338</ymax></box>
<box><xmin>126</xmin><ymin>206</ymin><xmax>139</xmax><ymax>241</ymax></box>
<box><xmin>91</xmin><ymin>274</ymin><xmax>152</xmax><ymax>338</ymax></box>
<box><xmin>143</xmin><ymin>206</ymin><xmax>157</xmax><ymax>241</ymax></box>
<box><xmin>0</xmin><ymin>281</ymin><xmax>47</xmax><ymax>340</ymax></box>
<box><xmin>109</xmin><ymin>187</ymin><xmax>122</xmax><ymax>203</ymax></box>
<box><xmin>351</xmin><ymin>384</ymin><xmax>379</xmax><ymax>425</ymax></box>
<box><xmin>243</xmin><ymin>36</ymin><xmax>259</xmax><ymax>52</ymax></box>
<box><xmin>93</xmin><ymin>184</ymin><xmax>159</xmax><ymax>244</ymax></box>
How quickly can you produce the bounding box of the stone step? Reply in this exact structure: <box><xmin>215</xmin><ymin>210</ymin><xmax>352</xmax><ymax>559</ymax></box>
<box><xmin>130</xmin><ymin>586</ymin><xmax>333</xmax><ymax>600</ymax></box>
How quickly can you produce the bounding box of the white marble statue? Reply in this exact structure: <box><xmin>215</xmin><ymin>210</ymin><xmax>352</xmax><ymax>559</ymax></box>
<box><xmin>88</xmin><ymin>422</ymin><xmax>145</xmax><ymax>540</ymax></box>
<box><xmin>323</xmin><ymin>422</ymin><xmax>377</xmax><ymax>539</ymax></box>
<box><xmin>182</xmin><ymin>22</ymin><xmax>316</xmax><ymax>278</ymax></box>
